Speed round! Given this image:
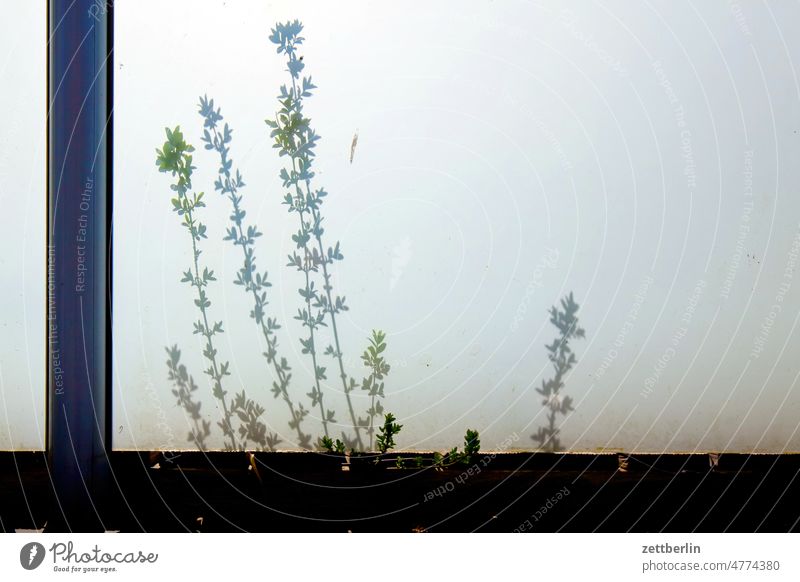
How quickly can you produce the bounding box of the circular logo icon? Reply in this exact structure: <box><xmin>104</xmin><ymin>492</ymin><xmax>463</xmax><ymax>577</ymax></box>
<box><xmin>20</xmin><ymin>542</ymin><xmax>46</xmax><ymax>570</ymax></box>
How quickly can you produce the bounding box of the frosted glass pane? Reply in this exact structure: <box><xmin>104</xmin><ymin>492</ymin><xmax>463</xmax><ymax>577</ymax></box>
<box><xmin>0</xmin><ymin>0</ymin><xmax>46</xmax><ymax>450</ymax></box>
<box><xmin>113</xmin><ymin>0</ymin><xmax>800</xmax><ymax>452</ymax></box>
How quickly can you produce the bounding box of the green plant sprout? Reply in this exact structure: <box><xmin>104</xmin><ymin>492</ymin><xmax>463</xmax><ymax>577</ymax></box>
<box><xmin>360</xmin><ymin>330</ymin><xmax>390</xmax><ymax>450</ymax></box>
<box><xmin>320</xmin><ymin>436</ymin><xmax>346</xmax><ymax>454</ymax></box>
<box><xmin>462</xmin><ymin>428</ymin><xmax>481</xmax><ymax>464</ymax></box>
<box><xmin>441</xmin><ymin>428</ymin><xmax>481</xmax><ymax>466</ymax></box>
<box><xmin>394</xmin><ymin>428</ymin><xmax>481</xmax><ymax>469</ymax></box>
<box><xmin>375</xmin><ymin>413</ymin><xmax>403</xmax><ymax>454</ymax></box>
<box><xmin>532</xmin><ymin>292</ymin><xmax>585</xmax><ymax>452</ymax></box>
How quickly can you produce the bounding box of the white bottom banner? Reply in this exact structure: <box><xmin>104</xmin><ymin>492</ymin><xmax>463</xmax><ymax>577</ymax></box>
<box><xmin>1</xmin><ymin>534</ymin><xmax>797</xmax><ymax>580</ymax></box>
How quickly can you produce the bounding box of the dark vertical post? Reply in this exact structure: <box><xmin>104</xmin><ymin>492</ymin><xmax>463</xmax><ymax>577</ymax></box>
<box><xmin>48</xmin><ymin>0</ymin><xmax>111</xmax><ymax>531</ymax></box>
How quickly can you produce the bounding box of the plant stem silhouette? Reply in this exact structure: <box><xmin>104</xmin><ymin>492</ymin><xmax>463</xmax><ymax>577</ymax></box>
<box><xmin>198</xmin><ymin>96</ymin><xmax>312</xmax><ymax>449</ymax></box>
<box><xmin>156</xmin><ymin>127</ymin><xmax>236</xmax><ymax>450</ymax></box>
<box><xmin>532</xmin><ymin>292</ymin><xmax>585</xmax><ymax>452</ymax></box>
<box><xmin>157</xmin><ymin>126</ymin><xmax>272</xmax><ymax>451</ymax></box>
<box><xmin>267</xmin><ymin>20</ymin><xmax>365</xmax><ymax>448</ymax></box>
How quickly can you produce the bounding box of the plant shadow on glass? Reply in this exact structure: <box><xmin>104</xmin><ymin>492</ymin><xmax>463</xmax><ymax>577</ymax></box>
<box><xmin>155</xmin><ymin>20</ymin><xmax>395</xmax><ymax>453</ymax></box>
<box><xmin>532</xmin><ymin>292</ymin><xmax>585</xmax><ymax>452</ymax></box>
<box><xmin>154</xmin><ymin>19</ymin><xmax>587</xmax><ymax>458</ymax></box>
<box><xmin>157</xmin><ymin>127</ymin><xmax>273</xmax><ymax>451</ymax></box>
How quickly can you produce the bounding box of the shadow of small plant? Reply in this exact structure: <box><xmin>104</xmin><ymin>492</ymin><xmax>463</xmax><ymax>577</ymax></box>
<box><xmin>166</xmin><ymin>345</ymin><xmax>211</xmax><ymax>450</ymax></box>
<box><xmin>532</xmin><ymin>292</ymin><xmax>585</xmax><ymax>452</ymax></box>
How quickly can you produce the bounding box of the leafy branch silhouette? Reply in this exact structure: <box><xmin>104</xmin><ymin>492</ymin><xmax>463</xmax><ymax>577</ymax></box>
<box><xmin>532</xmin><ymin>292</ymin><xmax>585</xmax><ymax>452</ymax></box>
<box><xmin>198</xmin><ymin>96</ymin><xmax>312</xmax><ymax>450</ymax></box>
<box><xmin>156</xmin><ymin>126</ymin><xmax>274</xmax><ymax>451</ymax></box>
<box><xmin>152</xmin><ymin>20</ymin><xmax>590</xmax><ymax>458</ymax></box>
<box><xmin>154</xmin><ymin>21</ymin><xmax>400</xmax><ymax>453</ymax></box>
<box><xmin>267</xmin><ymin>20</ymin><xmax>380</xmax><ymax>450</ymax></box>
